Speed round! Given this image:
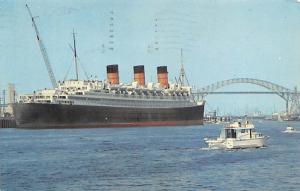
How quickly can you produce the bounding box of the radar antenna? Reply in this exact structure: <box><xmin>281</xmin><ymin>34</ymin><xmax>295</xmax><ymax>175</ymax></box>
<box><xmin>26</xmin><ymin>4</ymin><xmax>58</xmax><ymax>88</ymax></box>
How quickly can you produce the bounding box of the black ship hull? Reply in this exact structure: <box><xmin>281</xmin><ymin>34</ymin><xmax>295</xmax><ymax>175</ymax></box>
<box><xmin>13</xmin><ymin>103</ymin><xmax>204</xmax><ymax>128</ymax></box>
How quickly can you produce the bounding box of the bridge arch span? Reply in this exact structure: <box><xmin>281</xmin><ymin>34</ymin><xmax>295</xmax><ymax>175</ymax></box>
<box><xmin>197</xmin><ymin>78</ymin><xmax>292</xmax><ymax>101</ymax></box>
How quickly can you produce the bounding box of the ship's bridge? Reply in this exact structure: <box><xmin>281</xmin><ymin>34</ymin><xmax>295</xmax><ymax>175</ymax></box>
<box><xmin>58</xmin><ymin>80</ymin><xmax>104</xmax><ymax>93</ymax></box>
<box><xmin>18</xmin><ymin>89</ymin><xmax>57</xmax><ymax>103</ymax></box>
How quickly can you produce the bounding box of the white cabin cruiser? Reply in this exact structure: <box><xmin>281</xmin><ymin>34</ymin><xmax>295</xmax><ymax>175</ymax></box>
<box><xmin>204</xmin><ymin>121</ymin><xmax>268</xmax><ymax>149</ymax></box>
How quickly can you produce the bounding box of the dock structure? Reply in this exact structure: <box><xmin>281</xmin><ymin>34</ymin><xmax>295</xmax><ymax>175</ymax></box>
<box><xmin>0</xmin><ymin>117</ymin><xmax>16</xmax><ymax>128</ymax></box>
<box><xmin>0</xmin><ymin>83</ymin><xmax>17</xmax><ymax>128</ymax></box>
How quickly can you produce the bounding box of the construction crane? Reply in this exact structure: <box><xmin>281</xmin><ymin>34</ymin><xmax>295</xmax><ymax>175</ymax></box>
<box><xmin>26</xmin><ymin>4</ymin><xmax>58</xmax><ymax>88</ymax></box>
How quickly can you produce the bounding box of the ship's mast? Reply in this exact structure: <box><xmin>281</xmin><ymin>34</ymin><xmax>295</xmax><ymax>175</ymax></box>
<box><xmin>72</xmin><ymin>29</ymin><xmax>79</xmax><ymax>81</ymax></box>
<box><xmin>26</xmin><ymin>4</ymin><xmax>58</xmax><ymax>88</ymax></box>
<box><xmin>178</xmin><ymin>48</ymin><xmax>190</xmax><ymax>87</ymax></box>
<box><xmin>179</xmin><ymin>48</ymin><xmax>185</xmax><ymax>86</ymax></box>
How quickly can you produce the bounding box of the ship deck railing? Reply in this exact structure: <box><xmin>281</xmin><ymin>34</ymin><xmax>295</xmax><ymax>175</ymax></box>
<box><xmin>85</xmin><ymin>92</ymin><xmax>191</xmax><ymax>101</ymax></box>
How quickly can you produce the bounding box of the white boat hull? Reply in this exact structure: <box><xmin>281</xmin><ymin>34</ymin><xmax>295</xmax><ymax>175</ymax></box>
<box><xmin>204</xmin><ymin>138</ymin><xmax>226</xmax><ymax>149</ymax></box>
<box><xmin>225</xmin><ymin>137</ymin><xmax>266</xmax><ymax>149</ymax></box>
<box><xmin>205</xmin><ymin>137</ymin><xmax>267</xmax><ymax>149</ymax></box>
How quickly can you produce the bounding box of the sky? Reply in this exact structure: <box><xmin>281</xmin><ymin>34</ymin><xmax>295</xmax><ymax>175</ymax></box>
<box><xmin>0</xmin><ymin>0</ymin><xmax>300</xmax><ymax>115</ymax></box>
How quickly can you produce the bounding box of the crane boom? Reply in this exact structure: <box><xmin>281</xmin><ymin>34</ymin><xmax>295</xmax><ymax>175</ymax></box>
<box><xmin>72</xmin><ymin>29</ymin><xmax>79</xmax><ymax>81</ymax></box>
<box><xmin>26</xmin><ymin>4</ymin><xmax>58</xmax><ymax>88</ymax></box>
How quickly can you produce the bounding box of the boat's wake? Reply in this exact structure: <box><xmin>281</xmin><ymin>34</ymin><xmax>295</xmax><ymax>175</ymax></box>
<box><xmin>282</xmin><ymin>131</ymin><xmax>300</xmax><ymax>134</ymax></box>
<box><xmin>199</xmin><ymin>147</ymin><xmax>222</xmax><ymax>151</ymax></box>
<box><xmin>200</xmin><ymin>145</ymin><xmax>268</xmax><ymax>151</ymax></box>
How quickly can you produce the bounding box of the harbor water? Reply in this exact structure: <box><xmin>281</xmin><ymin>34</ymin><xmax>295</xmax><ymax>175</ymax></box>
<box><xmin>1</xmin><ymin>121</ymin><xmax>300</xmax><ymax>190</ymax></box>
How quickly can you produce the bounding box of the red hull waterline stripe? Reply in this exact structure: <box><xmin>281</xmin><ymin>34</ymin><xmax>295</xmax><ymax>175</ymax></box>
<box><xmin>18</xmin><ymin>120</ymin><xmax>203</xmax><ymax>129</ymax></box>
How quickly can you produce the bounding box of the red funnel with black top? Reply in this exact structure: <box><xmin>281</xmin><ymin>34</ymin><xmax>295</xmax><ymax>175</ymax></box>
<box><xmin>106</xmin><ymin>64</ymin><xmax>119</xmax><ymax>84</ymax></box>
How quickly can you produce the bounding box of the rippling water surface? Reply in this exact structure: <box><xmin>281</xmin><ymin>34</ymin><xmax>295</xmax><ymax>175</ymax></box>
<box><xmin>1</xmin><ymin>121</ymin><xmax>300</xmax><ymax>190</ymax></box>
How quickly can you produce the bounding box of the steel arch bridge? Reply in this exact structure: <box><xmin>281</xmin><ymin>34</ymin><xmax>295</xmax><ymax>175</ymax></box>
<box><xmin>194</xmin><ymin>78</ymin><xmax>299</xmax><ymax>115</ymax></box>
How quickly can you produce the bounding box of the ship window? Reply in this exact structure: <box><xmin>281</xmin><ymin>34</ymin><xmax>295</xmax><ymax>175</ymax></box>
<box><xmin>241</xmin><ymin>129</ymin><xmax>245</xmax><ymax>133</ymax></box>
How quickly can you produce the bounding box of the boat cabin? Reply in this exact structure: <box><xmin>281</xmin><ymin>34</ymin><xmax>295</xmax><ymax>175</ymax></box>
<box><xmin>220</xmin><ymin>121</ymin><xmax>258</xmax><ymax>139</ymax></box>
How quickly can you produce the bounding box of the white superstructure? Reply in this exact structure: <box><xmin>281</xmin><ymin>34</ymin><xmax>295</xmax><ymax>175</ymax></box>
<box><xmin>18</xmin><ymin>80</ymin><xmax>201</xmax><ymax>108</ymax></box>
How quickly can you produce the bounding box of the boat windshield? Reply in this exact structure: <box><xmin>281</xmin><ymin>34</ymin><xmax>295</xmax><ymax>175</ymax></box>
<box><xmin>225</xmin><ymin>129</ymin><xmax>236</xmax><ymax>138</ymax></box>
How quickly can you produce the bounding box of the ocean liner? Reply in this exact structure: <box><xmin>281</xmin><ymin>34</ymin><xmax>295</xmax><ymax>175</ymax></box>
<box><xmin>13</xmin><ymin>5</ymin><xmax>204</xmax><ymax>128</ymax></box>
<box><xmin>14</xmin><ymin>64</ymin><xmax>204</xmax><ymax>128</ymax></box>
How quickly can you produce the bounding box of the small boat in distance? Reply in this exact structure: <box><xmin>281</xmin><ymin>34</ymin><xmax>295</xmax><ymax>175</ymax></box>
<box><xmin>282</xmin><ymin>126</ymin><xmax>298</xmax><ymax>133</ymax></box>
<box><xmin>204</xmin><ymin>121</ymin><xmax>268</xmax><ymax>149</ymax></box>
